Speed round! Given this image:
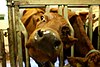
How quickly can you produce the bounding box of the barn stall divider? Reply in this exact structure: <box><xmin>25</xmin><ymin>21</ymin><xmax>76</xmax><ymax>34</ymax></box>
<box><xmin>5</xmin><ymin>0</ymin><xmax>100</xmax><ymax>67</ymax></box>
<box><xmin>0</xmin><ymin>29</ymin><xmax>6</xmax><ymax>67</ymax></box>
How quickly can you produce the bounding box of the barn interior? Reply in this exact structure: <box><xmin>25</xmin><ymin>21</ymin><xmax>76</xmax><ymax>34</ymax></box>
<box><xmin>0</xmin><ymin>0</ymin><xmax>100</xmax><ymax>67</ymax></box>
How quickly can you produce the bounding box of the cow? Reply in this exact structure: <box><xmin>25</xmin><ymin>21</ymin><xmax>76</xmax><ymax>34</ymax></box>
<box><xmin>50</xmin><ymin>8</ymin><xmax>100</xmax><ymax>66</ymax></box>
<box><xmin>66</xmin><ymin>11</ymin><xmax>100</xmax><ymax>67</ymax></box>
<box><xmin>21</xmin><ymin>8</ymin><xmax>77</xmax><ymax>67</ymax></box>
<box><xmin>21</xmin><ymin>8</ymin><xmax>100</xmax><ymax>67</ymax></box>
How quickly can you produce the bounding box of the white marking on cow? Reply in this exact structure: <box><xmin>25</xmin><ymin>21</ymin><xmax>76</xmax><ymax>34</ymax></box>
<box><xmin>34</xmin><ymin>35</ymin><xmax>38</xmax><ymax>40</ymax></box>
<box><xmin>43</xmin><ymin>30</ymin><xmax>50</xmax><ymax>34</ymax></box>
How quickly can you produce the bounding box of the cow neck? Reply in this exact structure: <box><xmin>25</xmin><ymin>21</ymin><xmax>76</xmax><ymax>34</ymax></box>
<box><xmin>76</xmin><ymin>16</ymin><xmax>94</xmax><ymax>49</ymax></box>
<box><xmin>73</xmin><ymin>15</ymin><xmax>94</xmax><ymax>56</ymax></box>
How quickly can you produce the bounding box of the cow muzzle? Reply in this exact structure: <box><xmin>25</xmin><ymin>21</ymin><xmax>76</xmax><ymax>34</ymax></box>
<box><xmin>34</xmin><ymin>29</ymin><xmax>61</xmax><ymax>50</ymax></box>
<box><xmin>26</xmin><ymin>28</ymin><xmax>62</xmax><ymax>60</ymax></box>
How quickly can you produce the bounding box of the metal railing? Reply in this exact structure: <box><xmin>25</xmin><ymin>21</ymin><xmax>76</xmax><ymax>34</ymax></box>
<box><xmin>5</xmin><ymin>0</ymin><xmax>100</xmax><ymax>67</ymax></box>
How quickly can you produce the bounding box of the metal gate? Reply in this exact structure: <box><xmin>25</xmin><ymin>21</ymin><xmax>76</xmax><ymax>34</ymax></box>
<box><xmin>5</xmin><ymin>0</ymin><xmax>100</xmax><ymax>67</ymax></box>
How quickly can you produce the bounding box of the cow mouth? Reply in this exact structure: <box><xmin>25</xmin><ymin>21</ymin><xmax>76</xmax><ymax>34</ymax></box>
<box><xmin>28</xmin><ymin>47</ymin><xmax>52</xmax><ymax>62</ymax></box>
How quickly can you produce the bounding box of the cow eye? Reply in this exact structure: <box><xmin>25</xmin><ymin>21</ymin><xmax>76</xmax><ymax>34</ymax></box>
<box><xmin>40</xmin><ymin>16</ymin><xmax>44</xmax><ymax>20</ymax></box>
<box><xmin>40</xmin><ymin>16</ymin><xmax>46</xmax><ymax>22</ymax></box>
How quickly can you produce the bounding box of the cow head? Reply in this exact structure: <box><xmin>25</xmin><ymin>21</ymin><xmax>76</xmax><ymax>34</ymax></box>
<box><xmin>21</xmin><ymin>8</ymin><xmax>45</xmax><ymax>36</ymax></box>
<box><xmin>21</xmin><ymin>9</ymin><xmax>77</xmax><ymax>63</ymax></box>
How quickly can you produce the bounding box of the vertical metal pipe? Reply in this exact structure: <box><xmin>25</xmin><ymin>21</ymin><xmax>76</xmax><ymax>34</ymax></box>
<box><xmin>12</xmin><ymin>2</ymin><xmax>18</xmax><ymax>66</ymax></box>
<box><xmin>17</xmin><ymin>13</ymin><xmax>30</xmax><ymax>67</ymax></box>
<box><xmin>14</xmin><ymin>2</ymin><xmax>30</xmax><ymax>67</ymax></box>
<box><xmin>45</xmin><ymin>5</ymin><xmax>50</xmax><ymax>15</ymax></box>
<box><xmin>98</xmin><ymin>5</ymin><xmax>100</xmax><ymax>50</ymax></box>
<box><xmin>25</xmin><ymin>45</ymin><xmax>30</xmax><ymax>67</ymax></box>
<box><xmin>14</xmin><ymin>4</ymin><xmax>23</xmax><ymax>67</ymax></box>
<box><xmin>88</xmin><ymin>5</ymin><xmax>93</xmax><ymax>42</ymax></box>
<box><xmin>64</xmin><ymin>5</ymin><xmax>74</xmax><ymax>57</ymax></box>
<box><xmin>17</xmin><ymin>32</ymin><xmax>23</xmax><ymax>67</ymax></box>
<box><xmin>58</xmin><ymin>5</ymin><xmax>63</xmax><ymax>67</ymax></box>
<box><xmin>24</xmin><ymin>23</ymin><xmax>30</xmax><ymax>67</ymax></box>
<box><xmin>7</xmin><ymin>0</ymin><xmax>16</xmax><ymax>67</ymax></box>
<box><xmin>58</xmin><ymin>5</ymin><xmax>63</xmax><ymax>15</ymax></box>
<box><xmin>0</xmin><ymin>29</ymin><xmax>6</xmax><ymax>67</ymax></box>
<box><xmin>84</xmin><ymin>17</ymin><xmax>89</xmax><ymax>34</ymax></box>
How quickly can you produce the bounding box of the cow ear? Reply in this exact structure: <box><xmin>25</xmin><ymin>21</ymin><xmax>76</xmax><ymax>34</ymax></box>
<box><xmin>23</xmin><ymin>10</ymin><xmax>27</xmax><ymax>16</ymax></box>
<box><xmin>60</xmin><ymin>25</ymin><xmax>78</xmax><ymax>49</ymax></box>
<box><xmin>60</xmin><ymin>25</ymin><xmax>70</xmax><ymax>36</ymax></box>
<box><xmin>65</xmin><ymin>35</ymin><xmax>78</xmax><ymax>49</ymax></box>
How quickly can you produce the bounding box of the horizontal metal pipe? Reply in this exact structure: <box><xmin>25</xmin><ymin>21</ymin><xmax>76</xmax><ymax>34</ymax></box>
<box><xmin>19</xmin><ymin>4</ymin><xmax>91</xmax><ymax>8</ymax></box>
<box><xmin>19</xmin><ymin>4</ymin><xmax>46</xmax><ymax>8</ymax></box>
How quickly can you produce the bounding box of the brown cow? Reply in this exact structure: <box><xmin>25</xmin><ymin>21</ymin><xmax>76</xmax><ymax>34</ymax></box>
<box><xmin>21</xmin><ymin>8</ymin><xmax>77</xmax><ymax>67</ymax></box>
<box><xmin>66</xmin><ymin>11</ymin><xmax>100</xmax><ymax>67</ymax></box>
<box><xmin>21</xmin><ymin>8</ymin><xmax>100</xmax><ymax>67</ymax></box>
<box><xmin>50</xmin><ymin>8</ymin><xmax>100</xmax><ymax>66</ymax></box>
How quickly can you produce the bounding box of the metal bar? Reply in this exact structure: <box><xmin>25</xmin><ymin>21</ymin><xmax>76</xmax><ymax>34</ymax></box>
<box><xmin>88</xmin><ymin>5</ymin><xmax>93</xmax><ymax>42</ymax></box>
<box><xmin>7</xmin><ymin>0</ymin><xmax>17</xmax><ymax>67</ymax></box>
<box><xmin>19</xmin><ymin>4</ymin><xmax>45</xmax><ymax>8</ymax></box>
<box><xmin>24</xmin><ymin>42</ymin><xmax>30</xmax><ymax>67</ymax></box>
<box><xmin>67</xmin><ymin>5</ymin><xmax>89</xmax><ymax>8</ymax></box>
<box><xmin>17</xmin><ymin>32</ymin><xmax>23</xmax><ymax>67</ymax></box>
<box><xmin>58</xmin><ymin>5</ymin><xmax>63</xmax><ymax>67</ymax></box>
<box><xmin>25</xmin><ymin>47</ymin><xmax>30</xmax><ymax>67</ymax></box>
<box><xmin>14</xmin><ymin>1</ymin><xmax>30</xmax><ymax>67</ymax></box>
<box><xmin>19</xmin><ymin>4</ymin><xmax>89</xmax><ymax>8</ymax></box>
<box><xmin>13</xmin><ymin>0</ymin><xmax>100</xmax><ymax>5</ymax></box>
<box><xmin>45</xmin><ymin>5</ymin><xmax>50</xmax><ymax>14</ymax></box>
<box><xmin>98</xmin><ymin>5</ymin><xmax>100</xmax><ymax>50</ymax></box>
<box><xmin>14</xmin><ymin>5</ymin><xmax>23</xmax><ymax>67</ymax></box>
<box><xmin>0</xmin><ymin>29</ymin><xmax>6</xmax><ymax>67</ymax></box>
<box><xmin>64</xmin><ymin>5</ymin><xmax>75</xmax><ymax>57</ymax></box>
<box><xmin>84</xmin><ymin>18</ymin><xmax>89</xmax><ymax>34</ymax></box>
<box><xmin>12</xmin><ymin>3</ymin><xmax>18</xmax><ymax>66</ymax></box>
<box><xmin>16</xmin><ymin>13</ymin><xmax>30</xmax><ymax>67</ymax></box>
<box><xmin>58</xmin><ymin>5</ymin><xmax>63</xmax><ymax>15</ymax></box>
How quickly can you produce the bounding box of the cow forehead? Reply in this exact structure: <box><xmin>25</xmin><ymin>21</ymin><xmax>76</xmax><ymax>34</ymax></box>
<box><xmin>34</xmin><ymin>13</ymin><xmax>69</xmax><ymax>34</ymax></box>
<box><xmin>37</xmin><ymin>13</ymin><xmax>68</xmax><ymax>25</ymax></box>
<box><xmin>32</xmin><ymin>12</ymin><xmax>44</xmax><ymax>22</ymax></box>
<box><xmin>21</xmin><ymin>8</ymin><xmax>44</xmax><ymax>24</ymax></box>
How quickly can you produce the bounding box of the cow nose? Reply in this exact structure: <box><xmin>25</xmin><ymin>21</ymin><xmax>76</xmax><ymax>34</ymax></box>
<box><xmin>37</xmin><ymin>30</ymin><xmax>43</xmax><ymax>37</ymax></box>
<box><xmin>34</xmin><ymin>29</ymin><xmax>61</xmax><ymax>48</ymax></box>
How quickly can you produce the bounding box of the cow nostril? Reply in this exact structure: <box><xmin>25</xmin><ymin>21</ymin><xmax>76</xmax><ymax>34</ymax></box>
<box><xmin>54</xmin><ymin>39</ymin><xmax>61</xmax><ymax>49</ymax></box>
<box><xmin>38</xmin><ymin>30</ymin><xmax>43</xmax><ymax>37</ymax></box>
